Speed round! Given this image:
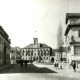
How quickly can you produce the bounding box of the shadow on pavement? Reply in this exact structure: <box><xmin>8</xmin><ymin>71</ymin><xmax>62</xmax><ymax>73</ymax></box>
<box><xmin>0</xmin><ymin>64</ymin><xmax>57</xmax><ymax>73</ymax></box>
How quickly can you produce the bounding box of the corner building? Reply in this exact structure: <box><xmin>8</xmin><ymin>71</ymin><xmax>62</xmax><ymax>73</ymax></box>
<box><xmin>0</xmin><ymin>26</ymin><xmax>11</xmax><ymax>65</ymax></box>
<box><xmin>21</xmin><ymin>38</ymin><xmax>53</xmax><ymax>62</ymax></box>
<box><xmin>65</xmin><ymin>13</ymin><xmax>80</xmax><ymax>65</ymax></box>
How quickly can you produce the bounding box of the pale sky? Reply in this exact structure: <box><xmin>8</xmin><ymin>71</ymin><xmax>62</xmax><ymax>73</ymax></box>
<box><xmin>0</xmin><ymin>0</ymin><xmax>80</xmax><ymax>49</ymax></box>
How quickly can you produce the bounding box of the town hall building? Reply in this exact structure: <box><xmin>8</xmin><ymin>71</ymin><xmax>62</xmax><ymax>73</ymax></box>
<box><xmin>21</xmin><ymin>38</ymin><xmax>54</xmax><ymax>63</ymax></box>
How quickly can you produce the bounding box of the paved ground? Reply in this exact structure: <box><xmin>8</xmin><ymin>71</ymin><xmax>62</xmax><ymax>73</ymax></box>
<box><xmin>0</xmin><ymin>63</ymin><xmax>57</xmax><ymax>73</ymax></box>
<box><xmin>34</xmin><ymin>63</ymin><xmax>80</xmax><ymax>79</ymax></box>
<box><xmin>0</xmin><ymin>63</ymin><xmax>80</xmax><ymax>80</ymax></box>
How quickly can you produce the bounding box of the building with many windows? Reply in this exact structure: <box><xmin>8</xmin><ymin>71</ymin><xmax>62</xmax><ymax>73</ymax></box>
<box><xmin>65</xmin><ymin>13</ymin><xmax>80</xmax><ymax>64</ymax></box>
<box><xmin>21</xmin><ymin>38</ymin><xmax>54</xmax><ymax>63</ymax></box>
<box><xmin>0</xmin><ymin>26</ymin><xmax>11</xmax><ymax>65</ymax></box>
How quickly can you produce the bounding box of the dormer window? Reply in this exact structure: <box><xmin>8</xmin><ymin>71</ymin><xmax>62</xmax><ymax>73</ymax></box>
<box><xmin>78</xmin><ymin>30</ymin><xmax>80</xmax><ymax>37</ymax></box>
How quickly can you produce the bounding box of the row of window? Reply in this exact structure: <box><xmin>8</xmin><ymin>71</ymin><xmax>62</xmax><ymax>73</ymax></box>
<box><xmin>67</xmin><ymin>30</ymin><xmax>80</xmax><ymax>42</ymax></box>
<box><xmin>22</xmin><ymin>48</ymin><xmax>50</xmax><ymax>52</ymax></box>
<box><xmin>22</xmin><ymin>57</ymin><xmax>49</xmax><ymax>60</ymax></box>
<box><xmin>74</xmin><ymin>46</ymin><xmax>80</xmax><ymax>54</ymax></box>
<box><xmin>71</xmin><ymin>30</ymin><xmax>80</xmax><ymax>37</ymax></box>
<box><xmin>22</xmin><ymin>52</ymin><xmax>49</xmax><ymax>56</ymax></box>
<box><xmin>56</xmin><ymin>55</ymin><xmax>66</xmax><ymax>58</ymax></box>
<box><xmin>22</xmin><ymin>50</ymin><xmax>49</xmax><ymax>55</ymax></box>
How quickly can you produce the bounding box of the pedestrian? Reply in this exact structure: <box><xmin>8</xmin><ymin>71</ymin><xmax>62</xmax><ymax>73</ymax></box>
<box><xmin>25</xmin><ymin>60</ymin><xmax>27</xmax><ymax>67</ymax></box>
<box><xmin>21</xmin><ymin>60</ymin><xmax>23</xmax><ymax>67</ymax></box>
<box><xmin>72</xmin><ymin>61</ymin><xmax>76</xmax><ymax>72</ymax></box>
<box><xmin>59</xmin><ymin>62</ymin><xmax>62</xmax><ymax>69</ymax></box>
<box><xmin>56</xmin><ymin>62</ymin><xmax>59</xmax><ymax>69</ymax></box>
<box><xmin>54</xmin><ymin>62</ymin><xmax>57</xmax><ymax>69</ymax></box>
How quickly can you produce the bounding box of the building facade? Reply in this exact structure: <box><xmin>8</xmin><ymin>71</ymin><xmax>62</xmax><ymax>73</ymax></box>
<box><xmin>65</xmin><ymin>13</ymin><xmax>80</xmax><ymax>64</ymax></box>
<box><xmin>21</xmin><ymin>38</ymin><xmax>54</xmax><ymax>63</ymax></box>
<box><xmin>0</xmin><ymin>26</ymin><xmax>11</xmax><ymax>65</ymax></box>
<box><xmin>54</xmin><ymin>48</ymin><xmax>67</xmax><ymax>63</ymax></box>
<box><xmin>10</xmin><ymin>47</ymin><xmax>21</xmax><ymax>64</ymax></box>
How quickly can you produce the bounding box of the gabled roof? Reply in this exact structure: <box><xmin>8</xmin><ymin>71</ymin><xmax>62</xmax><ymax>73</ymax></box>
<box><xmin>23</xmin><ymin>43</ymin><xmax>51</xmax><ymax>49</ymax></box>
<box><xmin>65</xmin><ymin>24</ymin><xmax>80</xmax><ymax>36</ymax></box>
<box><xmin>42</xmin><ymin>43</ymin><xmax>50</xmax><ymax>48</ymax></box>
<box><xmin>0</xmin><ymin>26</ymin><xmax>10</xmax><ymax>43</ymax></box>
<box><xmin>65</xmin><ymin>13</ymin><xmax>80</xmax><ymax>36</ymax></box>
<box><xmin>54</xmin><ymin>47</ymin><xmax>67</xmax><ymax>52</ymax></box>
<box><xmin>70</xmin><ymin>42</ymin><xmax>80</xmax><ymax>45</ymax></box>
<box><xmin>24</xmin><ymin>44</ymin><xmax>33</xmax><ymax>48</ymax></box>
<box><xmin>66</xmin><ymin>13</ymin><xmax>80</xmax><ymax>24</ymax></box>
<box><xmin>54</xmin><ymin>49</ymin><xmax>60</xmax><ymax>52</ymax></box>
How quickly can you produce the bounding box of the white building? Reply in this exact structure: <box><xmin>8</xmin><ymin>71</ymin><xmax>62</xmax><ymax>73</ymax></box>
<box><xmin>54</xmin><ymin>48</ymin><xmax>67</xmax><ymax>63</ymax></box>
<box><xmin>21</xmin><ymin>38</ymin><xmax>54</xmax><ymax>63</ymax></box>
<box><xmin>65</xmin><ymin>13</ymin><xmax>80</xmax><ymax>65</ymax></box>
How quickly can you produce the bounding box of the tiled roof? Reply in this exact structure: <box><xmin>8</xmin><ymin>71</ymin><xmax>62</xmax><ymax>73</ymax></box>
<box><xmin>54</xmin><ymin>47</ymin><xmax>67</xmax><ymax>52</ymax></box>
<box><xmin>24</xmin><ymin>43</ymin><xmax>50</xmax><ymax>49</ymax></box>
<box><xmin>0</xmin><ymin>26</ymin><xmax>10</xmax><ymax>43</ymax></box>
<box><xmin>42</xmin><ymin>43</ymin><xmax>50</xmax><ymax>48</ymax></box>
<box><xmin>65</xmin><ymin>13</ymin><xmax>80</xmax><ymax>36</ymax></box>
<box><xmin>65</xmin><ymin>24</ymin><xmax>80</xmax><ymax>36</ymax></box>
<box><xmin>66</xmin><ymin>13</ymin><xmax>80</xmax><ymax>24</ymax></box>
<box><xmin>70</xmin><ymin>42</ymin><xmax>80</xmax><ymax>44</ymax></box>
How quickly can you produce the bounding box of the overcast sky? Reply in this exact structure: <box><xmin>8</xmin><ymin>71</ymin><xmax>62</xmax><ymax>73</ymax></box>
<box><xmin>0</xmin><ymin>0</ymin><xmax>80</xmax><ymax>49</ymax></box>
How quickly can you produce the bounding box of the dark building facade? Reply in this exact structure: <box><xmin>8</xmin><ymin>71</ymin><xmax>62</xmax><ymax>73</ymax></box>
<box><xmin>0</xmin><ymin>26</ymin><xmax>11</xmax><ymax>65</ymax></box>
<box><xmin>21</xmin><ymin>38</ymin><xmax>54</xmax><ymax>62</ymax></box>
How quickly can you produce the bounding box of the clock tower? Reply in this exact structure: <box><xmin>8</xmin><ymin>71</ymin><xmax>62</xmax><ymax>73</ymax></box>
<box><xmin>33</xmin><ymin>38</ymin><xmax>38</xmax><ymax>44</ymax></box>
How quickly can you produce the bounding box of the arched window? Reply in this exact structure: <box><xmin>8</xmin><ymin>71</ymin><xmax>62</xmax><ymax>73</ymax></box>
<box><xmin>46</xmin><ymin>57</ymin><xmax>48</xmax><ymax>60</ymax></box>
<box><xmin>26</xmin><ymin>50</ymin><xmax>28</xmax><ymax>56</ymax></box>
<box><xmin>28</xmin><ymin>53</ymin><xmax>30</xmax><ymax>56</ymax></box>
<box><xmin>31</xmin><ymin>51</ymin><xmax>33</xmax><ymax>56</ymax></box>
<box><xmin>22</xmin><ymin>50</ymin><xmax>24</xmax><ymax>56</ymax></box>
